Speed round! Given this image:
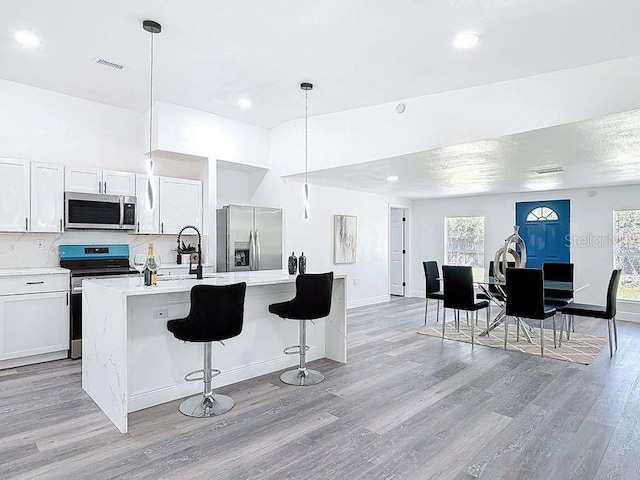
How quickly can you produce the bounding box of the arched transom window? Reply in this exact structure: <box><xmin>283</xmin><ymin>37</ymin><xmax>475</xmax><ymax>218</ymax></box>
<box><xmin>526</xmin><ymin>206</ymin><xmax>559</xmax><ymax>222</ymax></box>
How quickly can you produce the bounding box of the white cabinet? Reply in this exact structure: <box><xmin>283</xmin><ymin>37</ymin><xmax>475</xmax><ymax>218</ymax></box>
<box><xmin>30</xmin><ymin>162</ymin><xmax>64</xmax><ymax>233</ymax></box>
<box><xmin>159</xmin><ymin>177</ymin><xmax>202</xmax><ymax>234</ymax></box>
<box><xmin>0</xmin><ymin>158</ymin><xmax>30</xmax><ymax>232</ymax></box>
<box><xmin>0</xmin><ymin>272</ymin><xmax>70</xmax><ymax>367</ymax></box>
<box><xmin>65</xmin><ymin>167</ymin><xmax>135</xmax><ymax>196</ymax></box>
<box><xmin>134</xmin><ymin>174</ymin><xmax>160</xmax><ymax>234</ymax></box>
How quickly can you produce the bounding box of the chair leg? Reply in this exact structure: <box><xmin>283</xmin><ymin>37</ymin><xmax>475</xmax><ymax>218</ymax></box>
<box><xmin>280</xmin><ymin>320</ymin><xmax>324</xmax><ymax>386</ymax></box>
<box><xmin>613</xmin><ymin>316</ymin><xmax>618</xmax><ymax>350</ymax></box>
<box><xmin>442</xmin><ymin>308</ymin><xmax>446</xmax><ymax>339</ymax></box>
<box><xmin>436</xmin><ymin>300</ymin><xmax>440</xmax><ymax>324</ymax></box>
<box><xmin>466</xmin><ymin>311</ymin><xmax>469</xmax><ymax>327</ymax></box>
<box><xmin>553</xmin><ymin>315</ymin><xmax>557</xmax><ymax>349</ymax></box>
<box><xmin>559</xmin><ymin>315</ymin><xmax>565</xmax><ymax>347</ymax></box>
<box><xmin>486</xmin><ymin>305</ymin><xmax>491</xmax><ymax>337</ymax></box>
<box><xmin>516</xmin><ymin>318</ymin><xmax>520</xmax><ymax>343</ymax></box>
<box><xmin>540</xmin><ymin>319</ymin><xmax>545</xmax><ymax>356</ymax></box>
<box><xmin>504</xmin><ymin>316</ymin><xmax>509</xmax><ymax>349</ymax></box>
<box><xmin>607</xmin><ymin>319</ymin><xmax>613</xmax><ymax>358</ymax></box>
<box><xmin>471</xmin><ymin>311</ymin><xmax>475</xmax><ymax>346</ymax></box>
<box><xmin>424</xmin><ymin>298</ymin><xmax>428</xmax><ymax>326</ymax></box>
<box><xmin>566</xmin><ymin>315</ymin><xmax>572</xmax><ymax>341</ymax></box>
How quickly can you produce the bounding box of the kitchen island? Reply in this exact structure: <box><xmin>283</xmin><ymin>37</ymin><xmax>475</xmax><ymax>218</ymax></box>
<box><xmin>82</xmin><ymin>271</ymin><xmax>346</xmax><ymax>433</ymax></box>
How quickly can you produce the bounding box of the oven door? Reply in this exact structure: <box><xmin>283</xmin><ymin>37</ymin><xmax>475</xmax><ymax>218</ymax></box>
<box><xmin>65</xmin><ymin>192</ymin><xmax>136</xmax><ymax>230</ymax></box>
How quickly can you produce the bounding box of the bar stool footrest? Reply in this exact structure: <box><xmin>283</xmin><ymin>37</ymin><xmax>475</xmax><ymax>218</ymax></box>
<box><xmin>283</xmin><ymin>345</ymin><xmax>309</xmax><ymax>355</ymax></box>
<box><xmin>184</xmin><ymin>368</ymin><xmax>221</xmax><ymax>382</ymax></box>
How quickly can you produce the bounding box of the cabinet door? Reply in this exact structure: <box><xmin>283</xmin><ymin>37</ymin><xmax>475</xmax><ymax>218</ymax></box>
<box><xmin>0</xmin><ymin>158</ymin><xmax>29</xmax><ymax>232</ymax></box>
<box><xmin>0</xmin><ymin>291</ymin><xmax>69</xmax><ymax>361</ymax></box>
<box><xmin>30</xmin><ymin>162</ymin><xmax>64</xmax><ymax>233</ymax></box>
<box><xmin>159</xmin><ymin>177</ymin><xmax>202</xmax><ymax>234</ymax></box>
<box><xmin>134</xmin><ymin>174</ymin><xmax>160</xmax><ymax>234</ymax></box>
<box><xmin>103</xmin><ymin>170</ymin><xmax>136</xmax><ymax>196</ymax></box>
<box><xmin>65</xmin><ymin>166</ymin><xmax>102</xmax><ymax>194</ymax></box>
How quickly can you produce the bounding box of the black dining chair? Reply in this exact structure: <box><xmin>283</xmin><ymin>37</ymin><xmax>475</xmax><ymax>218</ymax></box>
<box><xmin>560</xmin><ymin>269</ymin><xmax>621</xmax><ymax>357</ymax></box>
<box><xmin>505</xmin><ymin>268</ymin><xmax>557</xmax><ymax>355</ymax></box>
<box><xmin>423</xmin><ymin>261</ymin><xmax>444</xmax><ymax>325</ymax></box>
<box><xmin>442</xmin><ymin>265</ymin><xmax>489</xmax><ymax>345</ymax></box>
<box><xmin>543</xmin><ymin>262</ymin><xmax>575</xmax><ymax>307</ymax></box>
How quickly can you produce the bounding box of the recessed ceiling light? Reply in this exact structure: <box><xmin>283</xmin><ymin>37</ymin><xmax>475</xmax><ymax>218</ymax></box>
<box><xmin>15</xmin><ymin>31</ymin><xmax>42</xmax><ymax>48</ymax></box>
<box><xmin>387</xmin><ymin>175</ymin><xmax>399</xmax><ymax>182</ymax></box>
<box><xmin>237</xmin><ymin>99</ymin><xmax>252</xmax><ymax>108</ymax></box>
<box><xmin>454</xmin><ymin>32</ymin><xmax>480</xmax><ymax>49</ymax></box>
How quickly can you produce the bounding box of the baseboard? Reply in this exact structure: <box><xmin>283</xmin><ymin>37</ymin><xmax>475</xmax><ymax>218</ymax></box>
<box><xmin>616</xmin><ymin>311</ymin><xmax>640</xmax><ymax>323</ymax></box>
<box><xmin>0</xmin><ymin>350</ymin><xmax>68</xmax><ymax>370</ymax></box>
<box><xmin>409</xmin><ymin>290</ymin><xmax>425</xmax><ymax>299</ymax></box>
<box><xmin>347</xmin><ymin>295</ymin><xmax>390</xmax><ymax>309</ymax></box>
<box><xmin>127</xmin><ymin>347</ymin><xmax>324</xmax><ymax>413</ymax></box>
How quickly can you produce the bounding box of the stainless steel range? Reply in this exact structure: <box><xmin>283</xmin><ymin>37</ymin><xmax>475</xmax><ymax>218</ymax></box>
<box><xmin>59</xmin><ymin>244</ymin><xmax>139</xmax><ymax>359</ymax></box>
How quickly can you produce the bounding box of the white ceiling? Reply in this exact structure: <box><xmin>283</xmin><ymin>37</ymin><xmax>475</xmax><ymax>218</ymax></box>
<box><xmin>2</xmin><ymin>0</ymin><xmax>640</xmax><ymax>127</ymax></box>
<box><xmin>287</xmin><ymin>109</ymin><xmax>640</xmax><ymax>199</ymax></box>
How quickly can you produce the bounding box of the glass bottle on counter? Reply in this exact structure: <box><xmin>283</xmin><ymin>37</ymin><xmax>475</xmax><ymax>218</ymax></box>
<box><xmin>144</xmin><ymin>243</ymin><xmax>157</xmax><ymax>286</ymax></box>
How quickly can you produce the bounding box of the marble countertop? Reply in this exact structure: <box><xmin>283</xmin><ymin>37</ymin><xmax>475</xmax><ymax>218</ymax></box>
<box><xmin>0</xmin><ymin>267</ymin><xmax>70</xmax><ymax>277</ymax></box>
<box><xmin>84</xmin><ymin>270</ymin><xmax>345</xmax><ymax>297</ymax></box>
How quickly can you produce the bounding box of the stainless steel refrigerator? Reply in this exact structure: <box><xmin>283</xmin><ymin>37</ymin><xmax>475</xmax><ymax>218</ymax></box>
<box><xmin>216</xmin><ymin>205</ymin><xmax>283</xmax><ymax>272</ymax></box>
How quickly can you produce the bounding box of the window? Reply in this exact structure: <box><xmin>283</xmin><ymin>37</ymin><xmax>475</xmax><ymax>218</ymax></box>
<box><xmin>526</xmin><ymin>206</ymin><xmax>559</xmax><ymax>221</ymax></box>
<box><xmin>614</xmin><ymin>210</ymin><xmax>640</xmax><ymax>301</ymax></box>
<box><xmin>445</xmin><ymin>216</ymin><xmax>485</xmax><ymax>278</ymax></box>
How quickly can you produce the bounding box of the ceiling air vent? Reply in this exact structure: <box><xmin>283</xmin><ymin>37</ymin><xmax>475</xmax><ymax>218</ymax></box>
<box><xmin>92</xmin><ymin>57</ymin><xmax>126</xmax><ymax>71</ymax></box>
<box><xmin>533</xmin><ymin>166</ymin><xmax>566</xmax><ymax>175</ymax></box>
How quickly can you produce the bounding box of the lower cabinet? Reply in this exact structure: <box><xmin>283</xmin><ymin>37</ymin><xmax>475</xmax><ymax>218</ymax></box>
<box><xmin>0</xmin><ymin>291</ymin><xmax>69</xmax><ymax>362</ymax></box>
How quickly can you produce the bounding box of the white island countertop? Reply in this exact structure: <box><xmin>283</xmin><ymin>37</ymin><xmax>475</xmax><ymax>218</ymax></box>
<box><xmin>85</xmin><ymin>270</ymin><xmax>346</xmax><ymax>296</ymax></box>
<box><xmin>0</xmin><ymin>267</ymin><xmax>69</xmax><ymax>276</ymax></box>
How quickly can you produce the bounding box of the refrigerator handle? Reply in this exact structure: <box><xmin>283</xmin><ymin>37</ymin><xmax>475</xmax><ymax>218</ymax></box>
<box><xmin>249</xmin><ymin>230</ymin><xmax>255</xmax><ymax>271</ymax></box>
<box><xmin>255</xmin><ymin>230</ymin><xmax>261</xmax><ymax>270</ymax></box>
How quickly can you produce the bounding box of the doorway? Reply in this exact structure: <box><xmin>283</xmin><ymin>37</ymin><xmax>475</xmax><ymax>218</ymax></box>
<box><xmin>390</xmin><ymin>207</ymin><xmax>406</xmax><ymax>296</ymax></box>
<box><xmin>515</xmin><ymin>199</ymin><xmax>570</xmax><ymax>268</ymax></box>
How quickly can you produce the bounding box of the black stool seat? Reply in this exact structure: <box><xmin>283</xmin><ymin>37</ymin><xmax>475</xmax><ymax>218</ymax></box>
<box><xmin>167</xmin><ymin>282</ymin><xmax>246</xmax><ymax>418</ymax></box>
<box><xmin>269</xmin><ymin>272</ymin><xmax>333</xmax><ymax>386</ymax></box>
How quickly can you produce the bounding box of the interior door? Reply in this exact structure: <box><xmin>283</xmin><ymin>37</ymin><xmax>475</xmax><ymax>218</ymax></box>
<box><xmin>390</xmin><ymin>208</ymin><xmax>405</xmax><ymax>296</ymax></box>
<box><xmin>515</xmin><ymin>200</ymin><xmax>570</xmax><ymax>268</ymax></box>
<box><xmin>254</xmin><ymin>207</ymin><xmax>283</xmax><ymax>271</ymax></box>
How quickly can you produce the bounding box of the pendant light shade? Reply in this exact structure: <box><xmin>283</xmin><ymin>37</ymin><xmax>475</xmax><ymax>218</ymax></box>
<box><xmin>143</xmin><ymin>20</ymin><xmax>161</xmax><ymax>211</ymax></box>
<box><xmin>301</xmin><ymin>82</ymin><xmax>313</xmax><ymax>221</ymax></box>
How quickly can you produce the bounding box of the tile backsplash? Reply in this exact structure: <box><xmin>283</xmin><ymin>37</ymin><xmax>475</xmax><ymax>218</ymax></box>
<box><xmin>0</xmin><ymin>232</ymin><xmax>207</xmax><ymax>268</ymax></box>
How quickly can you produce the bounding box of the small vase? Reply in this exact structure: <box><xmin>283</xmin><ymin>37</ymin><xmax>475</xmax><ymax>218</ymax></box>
<box><xmin>288</xmin><ymin>252</ymin><xmax>297</xmax><ymax>275</ymax></box>
<box><xmin>299</xmin><ymin>252</ymin><xmax>307</xmax><ymax>274</ymax></box>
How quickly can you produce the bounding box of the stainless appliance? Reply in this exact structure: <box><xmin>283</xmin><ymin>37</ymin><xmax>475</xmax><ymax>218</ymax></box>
<box><xmin>216</xmin><ymin>205</ymin><xmax>282</xmax><ymax>272</ymax></box>
<box><xmin>59</xmin><ymin>244</ymin><xmax>139</xmax><ymax>359</ymax></box>
<box><xmin>64</xmin><ymin>192</ymin><xmax>136</xmax><ymax>230</ymax></box>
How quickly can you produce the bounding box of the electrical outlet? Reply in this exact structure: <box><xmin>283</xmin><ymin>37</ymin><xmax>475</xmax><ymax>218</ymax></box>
<box><xmin>154</xmin><ymin>308</ymin><xmax>169</xmax><ymax>319</ymax></box>
<box><xmin>36</xmin><ymin>239</ymin><xmax>45</xmax><ymax>250</ymax></box>
<box><xmin>352</xmin><ymin>278</ymin><xmax>357</xmax><ymax>286</ymax></box>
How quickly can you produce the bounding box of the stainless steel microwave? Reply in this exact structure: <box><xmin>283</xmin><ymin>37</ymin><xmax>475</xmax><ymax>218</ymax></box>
<box><xmin>64</xmin><ymin>192</ymin><xmax>136</xmax><ymax>230</ymax></box>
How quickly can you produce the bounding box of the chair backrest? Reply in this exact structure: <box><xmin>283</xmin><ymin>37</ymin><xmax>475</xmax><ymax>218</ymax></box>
<box><xmin>488</xmin><ymin>260</ymin><xmax>515</xmax><ymax>294</ymax></box>
<box><xmin>505</xmin><ymin>268</ymin><xmax>547</xmax><ymax>319</ymax></box>
<box><xmin>543</xmin><ymin>262</ymin><xmax>575</xmax><ymax>300</ymax></box>
<box><xmin>423</xmin><ymin>261</ymin><xmax>440</xmax><ymax>294</ymax></box>
<box><xmin>294</xmin><ymin>272</ymin><xmax>334</xmax><ymax>318</ymax></box>
<box><xmin>188</xmin><ymin>282</ymin><xmax>247</xmax><ymax>341</ymax></box>
<box><xmin>606</xmin><ymin>269</ymin><xmax>622</xmax><ymax>318</ymax></box>
<box><xmin>442</xmin><ymin>265</ymin><xmax>475</xmax><ymax>309</ymax></box>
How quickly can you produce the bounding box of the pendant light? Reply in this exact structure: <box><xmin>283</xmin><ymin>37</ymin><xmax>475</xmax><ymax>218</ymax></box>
<box><xmin>301</xmin><ymin>82</ymin><xmax>313</xmax><ymax>221</ymax></box>
<box><xmin>143</xmin><ymin>20</ymin><xmax>161</xmax><ymax>211</ymax></box>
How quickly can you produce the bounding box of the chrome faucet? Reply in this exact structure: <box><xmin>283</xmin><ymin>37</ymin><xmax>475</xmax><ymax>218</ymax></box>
<box><xmin>176</xmin><ymin>225</ymin><xmax>203</xmax><ymax>279</ymax></box>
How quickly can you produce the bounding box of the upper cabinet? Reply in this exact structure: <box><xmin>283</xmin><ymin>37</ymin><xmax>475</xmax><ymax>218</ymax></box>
<box><xmin>159</xmin><ymin>177</ymin><xmax>202</xmax><ymax>234</ymax></box>
<box><xmin>0</xmin><ymin>158</ymin><xmax>30</xmax><ymax>232</ymax></box>
<box><xmin>30</xmin><ymin>162</ymin><xmax>64</xmax><ymax>233</ymax></box>
<box><xmin>65</xmin><ymin>167</ymin><xmax>135</xmax><ymax>196</ymax></box>
<box><xmin>134</xmin><ymin>174</ymin><xmax>160</xmax><ymax>234</ymax></box>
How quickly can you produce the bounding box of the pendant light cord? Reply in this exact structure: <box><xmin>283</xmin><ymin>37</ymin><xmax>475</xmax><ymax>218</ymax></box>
<box><xmin>149</xmin><ymin>31</ymin><xmax>154</xmax><ymax>161</ymax></box>
<box><xmin>304</xmin><ymin>88</ymin><xmax>308</xmax><ymax>184</ymax></box>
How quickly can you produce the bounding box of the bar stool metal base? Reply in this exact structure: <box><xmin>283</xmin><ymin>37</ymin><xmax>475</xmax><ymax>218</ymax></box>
<box><xmin>179</xmin><ymin>393</ymin><xmax>234</xmax><ymax>418</ymax></box>
<box><xmin>280</xmin><ymin>368</ymin><xmax>324</xmax><ymax>386</ymax></box>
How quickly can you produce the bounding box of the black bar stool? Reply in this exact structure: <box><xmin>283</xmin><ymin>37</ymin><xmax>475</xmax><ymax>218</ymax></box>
<box><xmin>167</xmin><ymin>282</ymin><xmax>246</xmax><ymax>417</ymax></box>
<box><xmin>268</xmin><ymin>272</ymin><xmax>333</xmax><ymax>386</ymax></box>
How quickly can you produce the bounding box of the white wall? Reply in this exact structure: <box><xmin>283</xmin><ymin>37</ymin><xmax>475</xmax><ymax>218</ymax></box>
<box><xmin>271</xmin><ymin>55</ymin><xmax>640</xmax><ymax>176</ymax></box>
<box><xmin>410</xmin><ymin>184</ymin><xmax>640</xmax><ymax>321</ymax></box>
<box><xmin>283</xmin><ymin>180</ymin><xmax>404</xmax><ymax>308</ymax></box>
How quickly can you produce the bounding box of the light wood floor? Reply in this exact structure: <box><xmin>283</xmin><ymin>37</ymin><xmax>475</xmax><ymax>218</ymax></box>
<box><xmin>1</xmin><ymin>297</ymin><xmax>640</xmax><ymax>480</ymax></box>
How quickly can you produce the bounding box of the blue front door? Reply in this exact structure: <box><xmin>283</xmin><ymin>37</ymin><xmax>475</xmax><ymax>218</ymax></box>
<box><xmin>515</xmin><ymin>200</ymin><xmax>570</xmax><ymax>268</ymax></box>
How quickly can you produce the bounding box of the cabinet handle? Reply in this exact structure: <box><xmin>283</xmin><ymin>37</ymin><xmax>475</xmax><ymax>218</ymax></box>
<box><xmin>60</xmin><ymin>218</ymin><xmax>63</xmax><ymax>231</ymax></box>
<box><xmin>98</xmin><ymin>180</ymin><xmax>102</xmax><ymax>194</ymax></box>
<box><xmin>161</xmin><ymin>222</ymin><xmax>164</xmax><ymax>234</ymax></box>
<box><xmin>26</xmin><ymin>281</ymin><xmax>45</xmax><ymax>285</ymax></box>
<box><xmin>104</xmin><ymin>181</ymin><xmax>107</xmax><ymax>193</ymax></box>
<box><xmin>137</xmin><ymin>221</ymin><xmax>140</xmax><ymax>233</ymax></box>
<box><xmin>66</xmin><ymin>292</ymin><xmax>69</xmax><ymax>306</ymax></box>
<box><xmin>25</xmin><ymin>217</ymin><xmax>28</xmax><ymax>231</ymax></box>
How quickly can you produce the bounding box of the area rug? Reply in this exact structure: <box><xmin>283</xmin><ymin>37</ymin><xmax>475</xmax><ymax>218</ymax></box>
<box><xmin>418</xmin><ymin>320</ymin><xmax>608</xmax><ymax>365</ymax></box>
